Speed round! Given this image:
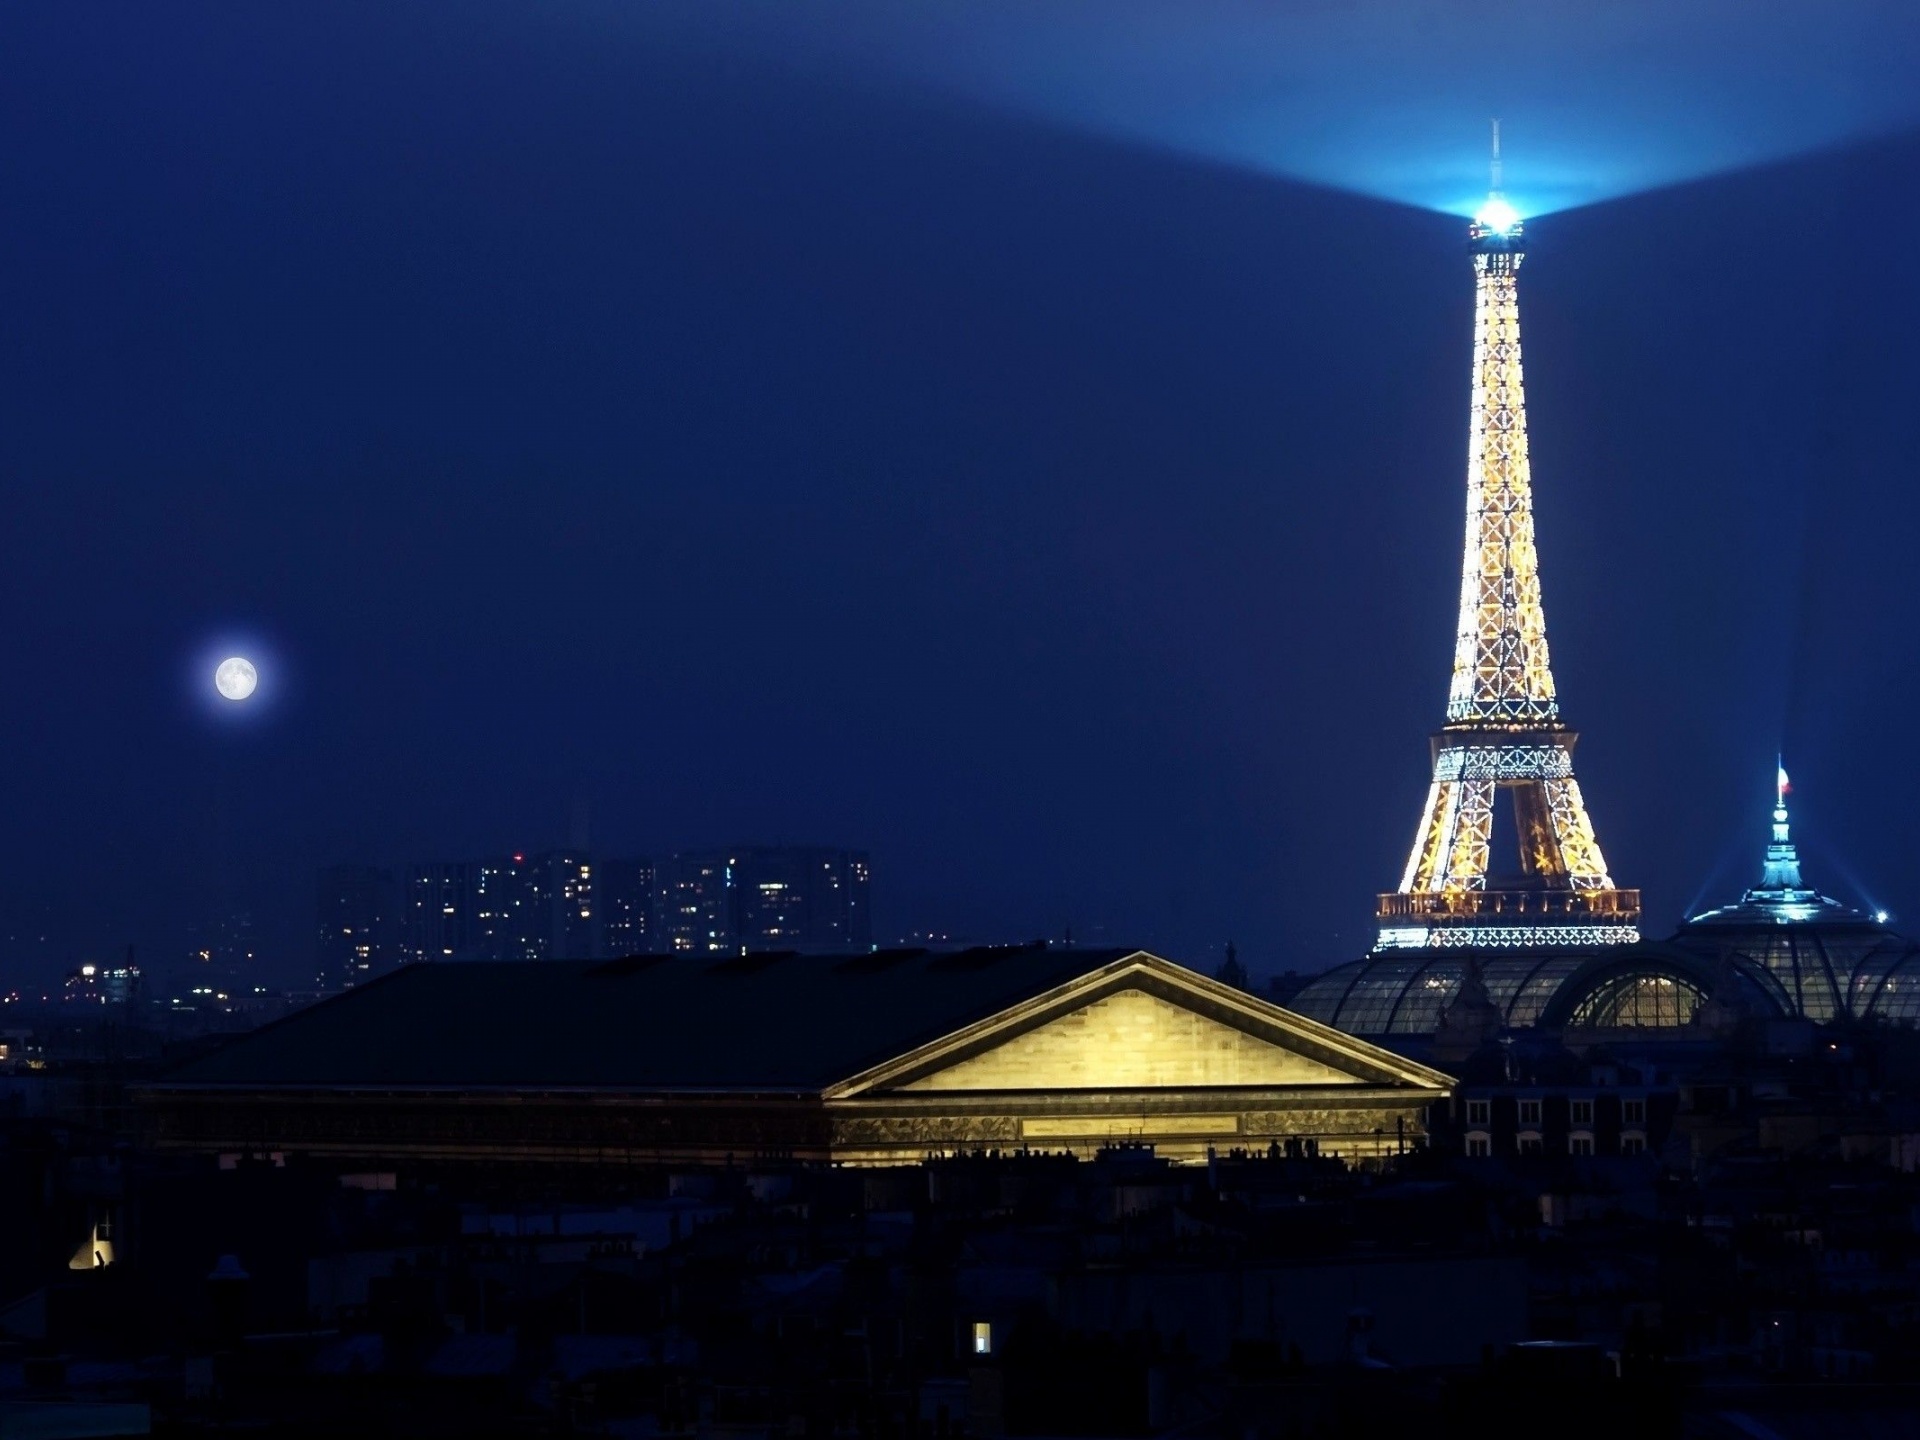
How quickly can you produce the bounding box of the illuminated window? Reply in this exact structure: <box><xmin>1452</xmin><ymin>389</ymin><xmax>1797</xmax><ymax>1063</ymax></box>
<box><xmin>972</xmin><ymin>1322</ymin><xmax>992</xmax><ymax>1356</ymax></box>
<box><xmin>1570</xmin><ymin>1099</ymin><xmax>1593</xmax><ymax>1125</ymax></box>
<box><xmin>1466</xmin><ymin>1099</ymin><xmax>1490</xmax><ymax>1126</ymax></box>
<box><xmin>1518</xmin><ymin>1100</ymin><xmax>1541</xmax><ymax>1126</ymax></box>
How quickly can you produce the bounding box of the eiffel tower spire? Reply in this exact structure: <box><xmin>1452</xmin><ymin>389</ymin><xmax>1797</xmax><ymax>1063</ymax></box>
<box><xmin>1376</xmin><ymin>130</ymin><xmax>1640</xmax><ymax>951</ymax></box>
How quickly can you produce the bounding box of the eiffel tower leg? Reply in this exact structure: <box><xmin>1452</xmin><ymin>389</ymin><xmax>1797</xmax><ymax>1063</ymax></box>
<box><xmin>1441</xmin><ymin>779</ymin><xmax>1496</xmax><ymax>889</ymax></box>
<box><xmin>1541</xmin><ymin>775</ymin><xmax>1615</xmax><ymax>890</ymax></box>
<box><xmin>1402</xmin><ymin>774</ymin><xmax>1498</xmax><ymax>894</ymax></box>
<box><xmin>1400</xmin><ymin>781</ymin><xmax>1454</xmax><ymax>892</ymax></box>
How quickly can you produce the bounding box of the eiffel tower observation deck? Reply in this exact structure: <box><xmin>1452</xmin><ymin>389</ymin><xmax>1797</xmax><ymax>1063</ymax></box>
<box><xmin>1376</xmin><ymin>132</ymin><xmax>1640</xmax><ymax>952</ymax></box>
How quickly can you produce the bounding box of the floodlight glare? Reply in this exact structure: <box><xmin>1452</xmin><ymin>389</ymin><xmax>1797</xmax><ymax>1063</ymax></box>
<box><xmin>1474</xmin><ymin>196</ymin><xmax>1521</xmax><ymax>235</ymax></box>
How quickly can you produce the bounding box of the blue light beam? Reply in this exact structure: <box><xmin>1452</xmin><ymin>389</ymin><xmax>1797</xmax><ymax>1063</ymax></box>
<box><xmin>615</xmin><ymin>1</ymin><xmax>1920</xmax><ymax>217</ymax></box>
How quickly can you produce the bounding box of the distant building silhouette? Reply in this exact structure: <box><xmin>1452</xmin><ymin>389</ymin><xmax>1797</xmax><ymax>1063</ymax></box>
<box><xmin>374</xmin><ymin>845</ymin><xmax>869</xmax><ymax>965</ymax></box>
<box><xmin>657</xmin><ymin>847</ymin><xmax>870</xmax><ymax>955</ymax></box>
<box><xmin>64</xmin><ymin>955</ymin><xmax>142</xmax><ymax>1006</ymax></box>
<box><xmin>469</xmin><ymin>851</ymin><xmax>595</xmax><ymax>960</ymax></box>
<box><xmin>316</xmin><ymin>863</ymin><xmax>398</xmax><ymax>990</ymax></box>
<box><xmin>185</xmin><ymin>910</ymin><xmax>258</xmax><ymax>998</ymax></box>
<box><xmin>395</xmin><ymin>852</ymin><xmax>600</xmax><ymax>963</ymax></box>
<box><xmin>401</xmin><ymin>862</ymin><xmax>471</xmax><ymax>965</ymax></box>
<box><xmin>598</xmin><ymin>858</ymin><xmax>657</xmax><ymax>957</ymax></box>
<box><xmin>550</xmin><ymin>853</ymin><xmax>596</xmax><ymax>958</ymax></box>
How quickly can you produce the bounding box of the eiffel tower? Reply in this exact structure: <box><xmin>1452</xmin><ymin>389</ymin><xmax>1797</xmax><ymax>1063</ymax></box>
<box><xmin>1375</xmin><ymin>129</ymin><xmax>1640</xmax><ymax>951</ymax></box>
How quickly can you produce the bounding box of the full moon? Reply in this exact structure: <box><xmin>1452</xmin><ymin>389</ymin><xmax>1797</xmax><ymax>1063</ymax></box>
<box><xmin>214</xmin><ymin>656</ymin><xmax>258</xmax><ymax>702</ymax></box>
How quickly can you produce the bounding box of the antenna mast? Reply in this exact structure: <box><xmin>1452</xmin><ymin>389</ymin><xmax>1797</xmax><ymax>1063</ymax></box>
<box><xmin>1490</xmin><ymin>118</ymin><xmax>1503</xmax><ymax>195</ymax></box>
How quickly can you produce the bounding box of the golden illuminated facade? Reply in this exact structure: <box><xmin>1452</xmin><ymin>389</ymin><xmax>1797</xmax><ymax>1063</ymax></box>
<box><xmin>824</xmin><ymin>954</ymin><xmax>1451</xmax><ymax>1163</ymax></box>
<box><xmin>1377</xmin><ymin>177</ymin><xmax>1639</xmax><ymax>951</ymax></box>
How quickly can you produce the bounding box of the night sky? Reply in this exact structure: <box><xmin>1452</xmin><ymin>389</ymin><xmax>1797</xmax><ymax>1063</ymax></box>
<box><xmin>3</xmin><ymin>3</ymin><xmax>1920</xmax><ymax>986</ymax></box>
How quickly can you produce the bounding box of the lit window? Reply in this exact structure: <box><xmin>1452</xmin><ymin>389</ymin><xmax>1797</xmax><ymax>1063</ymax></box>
<box><xmin>1466</xmin><ymin>1099</ymin><xmax>1490</xmax><ymax>1127</ymax></box>
<box><xmin>1518</xmin><ymin>1100</ymin><xmax>1542</xmax><ymax>1126</ymax></box>
<box><xmin>1622</xmin><ymin>1099</ymin><xmax>1646</xmax><ymax>1126</ymax></box>
<box><xmin>972</xmin><ymin>1322</ymin><xmax>992</xmax><ymax>1355</ymax></box>
<box><xmin>1570</xmin><ymin>1099</ymin><xmax>1593</xmax><ymax>1126</ymax></box>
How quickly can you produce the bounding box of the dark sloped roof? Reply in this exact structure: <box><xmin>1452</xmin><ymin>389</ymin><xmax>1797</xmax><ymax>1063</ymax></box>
<box><xmin>158</xmin><ymin>946</ymin><xmax>1139</xmax><ymax>1093</ymax></box>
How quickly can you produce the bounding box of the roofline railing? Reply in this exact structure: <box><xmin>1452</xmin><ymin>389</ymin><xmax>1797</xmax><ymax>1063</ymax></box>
<box><xmin>1376</xmin><ymin>888</ymin><xmax>1641</xmax><ymax>921</ymax></box>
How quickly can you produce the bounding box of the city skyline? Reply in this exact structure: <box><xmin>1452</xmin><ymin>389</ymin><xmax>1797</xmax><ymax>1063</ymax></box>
<box><xmin>316</xmin><ymin>844</ymin><xmax>873</xmax><ymax>991</ymax></box>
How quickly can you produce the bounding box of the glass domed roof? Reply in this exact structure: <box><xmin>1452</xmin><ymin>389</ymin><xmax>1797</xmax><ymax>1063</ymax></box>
<box><xmin>1288</xmin><ymin>942</ymin><xmax>1780</xmax><ymax>1038</ymax></box>
<box><xmin>1293</xmin><ymin>947</ymin><xmax>1636</xmax><ymax>1036</ymax></box>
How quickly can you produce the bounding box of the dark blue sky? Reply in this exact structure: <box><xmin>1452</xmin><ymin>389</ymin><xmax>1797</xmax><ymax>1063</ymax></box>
<box><xmin>2</xmin><ymin>4</ymin><xmax>1918</xmax><ymax>984</ymax></box>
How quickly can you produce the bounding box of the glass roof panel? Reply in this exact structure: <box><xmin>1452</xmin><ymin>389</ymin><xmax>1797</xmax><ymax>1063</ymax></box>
<box><xmin>1846</xmin><ymin>939</ymin><xmax>1909</xmax><ymax>1017</ymax></box>
<box><xmin>1289</xmin><ymin>962</ymin><xmax>1364</xmax><ymax>1024</ymax></box>
<box><xmin>1868</xmin><ymin>964</ymin><xmax>1920</xmax><ymax>1022</ymax></box>
<box><xmin>1331</xmin><ymin>955</ymin><xmax>1431</xmax><ymax>1034</ymax></box>
<box><xmin>1386</xmin><ymin>958</ymin><xmax>1462</xmax><ymax>1034</ymax></box>
<box><xmin>1494</xmin><ymin>954</ymin><xmax>1586</xmax><ymax>1028</ymax></box>
<box><xmin>1855</xmin><ymin>947</ymin><xmax>1920</xmax><ymax>1022</ymax></box>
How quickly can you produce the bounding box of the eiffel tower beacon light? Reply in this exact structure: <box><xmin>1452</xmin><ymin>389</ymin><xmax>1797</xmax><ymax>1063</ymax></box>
<box><xmin>1375</xmin><ymin>124</ymin><xmax>1641</xmax><ymax>951</ymax></box>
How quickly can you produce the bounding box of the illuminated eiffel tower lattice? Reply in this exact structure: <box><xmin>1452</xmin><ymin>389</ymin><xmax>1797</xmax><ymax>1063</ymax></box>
<box><xmin>1375</xmin><ymin>131</ymin><xmax>1640</xmax><ymax>951</ymax></box>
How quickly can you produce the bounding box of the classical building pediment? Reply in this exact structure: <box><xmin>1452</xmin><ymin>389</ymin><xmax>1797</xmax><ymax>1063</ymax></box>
<box><xmin>896</xmin><ymin>988</ymin><xmax>1355</xmax><ymax>1091</ymax></box>
<box><xmin>828</xmin><ymin>951</ymin><xmax>1449</xmax><ymax>1101</ymax></box>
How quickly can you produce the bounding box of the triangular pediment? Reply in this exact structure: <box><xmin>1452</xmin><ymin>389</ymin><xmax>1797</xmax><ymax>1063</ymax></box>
<box><xmin>898</xmin><ymin>987</ymin><xmax>1353</xmax><ymax>1091</ymax></box>
<box><xmin>827</xmin><ymin>951</ymin><xmax>1451</xmax><ymax>1099</ymax></box>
